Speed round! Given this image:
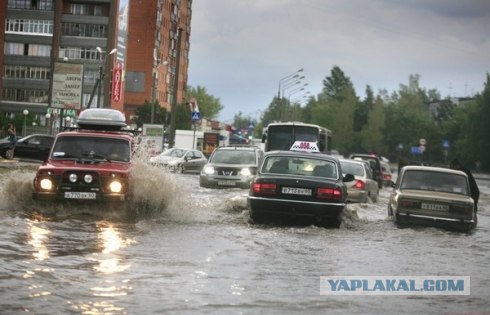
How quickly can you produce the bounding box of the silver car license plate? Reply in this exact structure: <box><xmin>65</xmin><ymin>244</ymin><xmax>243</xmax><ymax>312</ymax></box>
<box><xmin>64</xmin><ymin>192</ymin><xmax>97</xmax><ymax>200</ymax></box>
<box><xmin>421</xmin><ymin>203</ymin><xmax>449</xmax><ymax>211</ymax></box>
<box><xmin>282</xmin><ymin>187</ymin><xmax>312</xmax><ymax>196</ymax></box>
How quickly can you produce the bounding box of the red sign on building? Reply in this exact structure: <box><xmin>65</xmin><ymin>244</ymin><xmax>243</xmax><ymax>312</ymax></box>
<box><xmin>112</xmin><ymin>62</ymin><xmax>123</xmax><ymax>102</ymax></box>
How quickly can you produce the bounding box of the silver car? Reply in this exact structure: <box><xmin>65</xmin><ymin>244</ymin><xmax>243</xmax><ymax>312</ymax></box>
<box><xmin>200</xmin><ymin>146</ymin><xmax>264</xmax><ymax>188</ymax></box>
<box><xmin>149</xmin><ymin>147</ymin><xmax>207</xmax><ymax>173</ymax></box>
<box><xmin>388</xmin><ymin>165</ymin><xmax>476</xmax><ymax>232</ymax></box>
<box><xmin>340</xmin><ymin>159</ymin><xmax>379</xmax><ymax>203</ymax></box>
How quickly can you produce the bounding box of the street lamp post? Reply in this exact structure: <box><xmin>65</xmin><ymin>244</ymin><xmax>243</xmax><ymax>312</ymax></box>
<box><xmin>277</xmin><ymin>68</ymin><xmax>303</xmax><ymax>99</ymax></box>
<box><xmin>45</xmin><ymin>113</ymin><xmax>51</xmax><ymax>135</ymax></box>
<box><xmin>87</xmin><ymin>47</ymin><xmax>117</xmax><ymax>108</ymax></box>
<box><xmin>151</xmin><ymin>60</ymin><xmax>169</xmax><ymax>124</ymax></box>
<box><xmin>22</xmin><ymin>109</ymin><xmax>29</xmax><ymax>137</ymax></box>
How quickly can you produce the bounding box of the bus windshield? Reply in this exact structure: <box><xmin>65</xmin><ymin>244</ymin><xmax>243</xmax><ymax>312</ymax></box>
<box><xmin>263</xmin><ymin>123</ymin><xmax>332</xmax><ymax>153</ymax></box>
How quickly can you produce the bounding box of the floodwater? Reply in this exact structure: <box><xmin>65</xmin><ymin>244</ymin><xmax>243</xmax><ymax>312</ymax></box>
<box><xmin>0</xmin><ymin>162</ymin><xmax>489</xmax><ymax>315</ymax></box>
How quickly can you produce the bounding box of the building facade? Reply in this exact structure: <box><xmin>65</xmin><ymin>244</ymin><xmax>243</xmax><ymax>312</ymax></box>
<box><xmin>124</xmin><ymin>0</ymin><xmax>192</xmax><ymax>124</ymax></box>
<box><xmin>1</xmin><ymin>0</ymin><xmax>192</xmax><ymax>130</ymax></box>
<box><xmin>0</xmin><ymin>0</ymin><xmax>119</xmax><ymax>128</ymax></box>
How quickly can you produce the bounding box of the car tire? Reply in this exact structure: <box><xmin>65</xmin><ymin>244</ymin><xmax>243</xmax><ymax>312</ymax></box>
<box><xmin>177</xmin><ymin>164</ymin><xmax>184</xmax><ymax>173</ymax></box>
<box><xmin>387</xmin><ymin>205</ymin><xmax>393</xmax><ymax>216</ymax></box>
<box><xmin>371</xmin><ymin>190</ymin><xmax>378</xmax><ymax>203</ymax></box>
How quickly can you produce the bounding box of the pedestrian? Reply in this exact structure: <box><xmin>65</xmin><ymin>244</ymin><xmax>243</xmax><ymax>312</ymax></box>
<box><xmin>450</xmin><ymin>159</ymin><xmax>480</xmax><ymax>211</ymax></box>
<box><xmin>7</xmin><ymin>123</ymin><xmax>17</xmax><ymax>159</ymax></box>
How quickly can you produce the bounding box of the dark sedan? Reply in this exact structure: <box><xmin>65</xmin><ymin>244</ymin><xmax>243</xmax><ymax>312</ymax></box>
<box><xmin>0</xmin><ymin>134</ymin><xmax>54</xmax><ymax>161</ymax></box>
<box><xmin>248</xmin><ymin>142</ymin><xmax>354</xmax><ymax>227</ymax></box>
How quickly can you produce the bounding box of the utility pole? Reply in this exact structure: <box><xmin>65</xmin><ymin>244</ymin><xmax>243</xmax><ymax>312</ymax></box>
<box><xmin>169</xmin><ymin>27</ymin><xmax>182</xmax><ymax>148</ymax></box>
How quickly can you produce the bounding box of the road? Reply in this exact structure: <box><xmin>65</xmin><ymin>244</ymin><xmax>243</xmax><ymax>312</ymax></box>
<box><xmin>0</xmin><ymin>163</ymin><xmax>489</xmax><ymax>314</ymax></box>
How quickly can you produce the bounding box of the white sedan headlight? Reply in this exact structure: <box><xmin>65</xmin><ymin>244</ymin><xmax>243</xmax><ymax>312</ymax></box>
<box><xmin>240</xmin><ymin>168</ymin><xmax>252</xmax><ymax>176</ymax></box>
<box><xmin>203</xmin><ymin>165</ymin><xmax>215</xmax><ymax>175</ymax></box>
<box><xmin>167</xmin><ymin>160</ymin><xmax>178</xmax><ymax>166</ymax></box>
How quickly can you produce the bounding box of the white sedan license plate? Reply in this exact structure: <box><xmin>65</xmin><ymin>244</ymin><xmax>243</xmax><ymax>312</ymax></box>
<box><xmin>282</xmin><ymin>187</ymin><xmax>312</xmax><ymax>196</ymax></box>
<box><xmin>421</xmin><ymin>203</ymin><xmax>449</xmax><ymax>211</ymax></box>
<box><xmin>64</xmin><ymin>192</ymin><xmax>97</xmax><ymax>200</ymax></box>
<box><xmin>218</xmin><ymin>180</ymin><xmax>236</xmax><ymax>186</ymax></box>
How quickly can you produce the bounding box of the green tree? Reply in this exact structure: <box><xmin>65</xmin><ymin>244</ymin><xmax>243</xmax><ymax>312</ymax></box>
<box><xmin>354</xmin><ymin>85</ymin><xmax>374</xmax><ymax>132</ymax></box>
<box><xmin>186</xmin><ymin>85</ymin><xmax>223</xmax><ymax>120</ymax></box>
<box><xmin>322</xmin><ymin>65</ymin><xmax>354</xmax><ymax>102</ymax></box>
<box><xmin>133</xmin><ymin>100</ymin><xmax>169</xmax><ymax>126</ymax></box>
<box><xmin>360</xmin><ymin>96</ymin><xmax>386</xmax><ymax>155</ymax></box>
<box><xmin>451</xmin><ymin>73</ymin><xmax>490</xmax><ymax>171</ymax></box>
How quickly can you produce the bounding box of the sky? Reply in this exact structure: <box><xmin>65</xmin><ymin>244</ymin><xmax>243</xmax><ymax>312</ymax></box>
<box><xmin>187</xmin><ymin>0</ymin><xmax>490</xmax><ymax>123</ymax></box>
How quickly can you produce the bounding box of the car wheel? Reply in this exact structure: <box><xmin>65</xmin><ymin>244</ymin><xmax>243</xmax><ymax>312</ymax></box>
<box><xmin>371</xmin><ymin>190</ymin><xmax>378</xmax><ymax>203</ymax></box>
<box><xmin>387</xmin><ymin>205</ymin><xmax>393</xmax><ymax>216</ymax></box>
<box><xmin>177</xmin><ymin>164</ymin><xmax>184</xmax><ymax>173</ymax></box>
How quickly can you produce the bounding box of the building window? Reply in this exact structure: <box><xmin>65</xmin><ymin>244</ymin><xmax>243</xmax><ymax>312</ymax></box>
<box><xmin>2</xmin><ymin>88</ymin><xmax>49</xmax><ymax>103</ymax></box>
<box><xmin>5</xmin><ymin>19</ymin><xmax>54</xmax><ymax>35</ymax></box>
<box><xmin>61</xmin><ymin>23</ymin><xmax>107</xmax><ymax>38</ymax></box>
<box><xmin>4</xmin><ymin>65</ymin><xmax>51</xmax><ymax>80</ymax></box>
<box><xmin>28</xmin><ymin>44</ymin><xmax>51</xmax><ymax>57</ymax></box>
<box><xmin>70</xmin><ymin>4</ymin><xmax>89</xmax><ymax>15</ymax></box>
<box><xmin>93</xmin><ymin>5</ymin><xmax>103</xmax><ymax>16</ymax></box>
<box><xmin>4</xmin><ymin>42</ymin><xmax>24</xmax><ymax>55</ymax></box>
<box><xmin>7</xmin><ymin>0</ymin><xmax>53</xmax><ymax>10</ymax></box>
<box><xmin>60</xmin><ymin>47</ymin><xmax>101</xmax><ymax>61</ymax></box>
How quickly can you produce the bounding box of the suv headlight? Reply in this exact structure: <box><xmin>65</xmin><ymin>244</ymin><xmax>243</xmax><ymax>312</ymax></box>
<box><xmin>203</xmin><ymin>165</ymin><xmax>215</xmax><ymax>175</ymax></box>
<box><xmin>240</xmin><ymin>168</ymin><xmax>252</xmax><ymax>176</ymax></box>
<box><xmin>40</xmin><ymin>178</ymin><xmax>53</xmax><ymax>190</ymax></box>
<box><xmin>109</xmin><ymin>181</ymin><xmax>122</xmax><ymax>193</ymax></box>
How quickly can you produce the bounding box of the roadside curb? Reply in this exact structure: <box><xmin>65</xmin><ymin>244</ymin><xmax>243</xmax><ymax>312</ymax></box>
<box><xmin>0</xmin><ymin>158</ymin><xmax>41</xmax><ymax>169</ymax></box>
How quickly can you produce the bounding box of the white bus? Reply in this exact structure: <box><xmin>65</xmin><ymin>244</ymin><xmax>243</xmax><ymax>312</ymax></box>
<box><xmin>262</xmin><ymin>122</ymin><xmax>333</xmax><ymax>154</ymax></box>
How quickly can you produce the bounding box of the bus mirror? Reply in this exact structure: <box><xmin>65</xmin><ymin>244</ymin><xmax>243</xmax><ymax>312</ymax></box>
<box><xmin>262</xmin><ymin>133</ymin><xmax>267</xmax><ymax>143</ymax></box>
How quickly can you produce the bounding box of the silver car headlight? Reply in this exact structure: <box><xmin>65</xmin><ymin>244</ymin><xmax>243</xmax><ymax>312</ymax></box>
<box><xmin>203</xmin><ymin>165</ymin><xmax>215</xmax><ymax>175</ymax></box>
<box><xmin>167</xmin><ymin>160</ymin><xmax>178</xmax><ymax>166</ymax></box>
<box><xmin>240</xmin><ymin>168</ymin><xmax>252</xmax><ymax>176</ymax></box>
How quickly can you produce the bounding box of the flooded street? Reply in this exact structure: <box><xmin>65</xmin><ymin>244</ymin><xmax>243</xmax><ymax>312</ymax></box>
<box><xmin>1</xmin><ymin>164</ymin><xmax>489</xmax><ymax>315</ymax></box>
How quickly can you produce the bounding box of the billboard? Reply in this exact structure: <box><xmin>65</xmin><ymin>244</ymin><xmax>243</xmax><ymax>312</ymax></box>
<box><xmin>51</xmin><ymin>63</ymin><xmax>83</xmax><ymax>109</ymax></box>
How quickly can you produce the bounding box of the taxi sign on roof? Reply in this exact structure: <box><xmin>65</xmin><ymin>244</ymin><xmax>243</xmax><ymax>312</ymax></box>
<box><xmin>289</xmin><ymin>141</ymin><xmax>320</xmax><ymax>153</ymax></box>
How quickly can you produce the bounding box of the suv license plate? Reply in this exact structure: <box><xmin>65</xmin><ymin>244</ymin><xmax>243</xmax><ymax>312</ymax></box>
<box><xmin>64</xmin><ymin>192</ymin><xmax>97</xmax><ymax>200</ymax></box>
<box><xmin>218</xmin><ymin>180</ymin><xmax>236</xmax><ymax>186</ymax></box>
<box><xmin>282</xmin><ymin>187</ymin><xmax>312</xmax><ymax>196</ymax></box>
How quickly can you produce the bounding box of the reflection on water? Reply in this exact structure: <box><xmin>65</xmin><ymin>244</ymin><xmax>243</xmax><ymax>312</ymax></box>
<box><xmin>28</xmin><ymin>220</ymin><xmax>50</xmax><ymax>261</ymax></box>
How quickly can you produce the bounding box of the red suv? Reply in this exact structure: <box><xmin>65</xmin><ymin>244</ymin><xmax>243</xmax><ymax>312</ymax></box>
<box><xmin>32</xmin><ymin>109</ymin><xmax>135</xmax><ymax>202</ymax></box>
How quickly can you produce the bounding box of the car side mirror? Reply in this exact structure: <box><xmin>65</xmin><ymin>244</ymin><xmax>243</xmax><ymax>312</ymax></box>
<box><xmin>343</xmin><ymin>174</ymin><xmax>355</xmax><ymax>182</ymax></box>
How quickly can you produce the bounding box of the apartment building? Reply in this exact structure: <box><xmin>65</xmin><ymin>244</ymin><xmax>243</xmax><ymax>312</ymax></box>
<box><xmin>125</xmin><ymin>0</ymin><xmax>192</xmax><ymax>124</ymax></box>
<box><xmin>0</xmin><ymin>0</ymin><xmax>192</xmax><ymax>128</ymax></box>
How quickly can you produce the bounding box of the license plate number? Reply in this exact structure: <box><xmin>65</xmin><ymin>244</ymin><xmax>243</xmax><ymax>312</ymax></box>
<box><xmin>64</xmin><ymin>192</ymin><xmax>97</xmax><ymax>200</ymax></box>
<box><xmin>421</xmin><ymin>203</ymin><xmax>449</xmax><ymax>211</ymax></box>
<box><xmin>218</xmin><ymin>180</ymin><xmax>236</xmax><ymax>186</ymax></box>
<box><xmin>282</xmin><ymin>187</ymin><xmax>312</xmax><ymax>196</ymax></box>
